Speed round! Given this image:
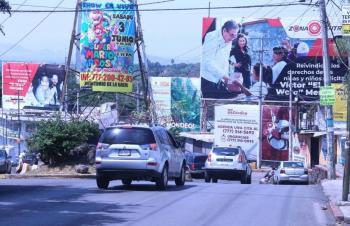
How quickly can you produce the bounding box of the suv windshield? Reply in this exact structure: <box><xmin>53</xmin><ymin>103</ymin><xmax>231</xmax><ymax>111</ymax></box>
<box><xmin>100</xmin><ymin>127</ymin><xmax>156</xmax><ymax>145</ymax></box>
<box><xmin>212</xmin><ymin>147</ymin><xmax>239</xmax><ymax>156</ymax></box>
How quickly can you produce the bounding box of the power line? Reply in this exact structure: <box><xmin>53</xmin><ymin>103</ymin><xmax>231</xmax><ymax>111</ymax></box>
<box><xmin>1</xmin><ymin>0</ymin><xmax>29</xmax><ymax>26</ymax></box>
<box><xmin>8</xmin><ymin>2</ymin><xmax>315</xmax><ymax>13</ymax></box>
<box><xmin>0</xmin><ymin>0</ymin><xmax>66</xmax><ymax>58</ymax></box>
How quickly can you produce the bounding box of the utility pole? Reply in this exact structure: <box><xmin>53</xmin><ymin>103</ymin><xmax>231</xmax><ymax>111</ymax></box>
<box><xmin>17</xmin><ymin>90</ymin><xmax>21</xmax><ymax>156</ymax></box>
<box><xmin>342</xmin><ymin>0</ymin><xmax>350</xmax><ymax>202</ymax></box>
<box><xmin>289</xmin><ymin>63</ymin><xmax>293</xmax><ymax>161</ymax></box>
<box><xmin>133</xmin><ymin>0</ymin><xmax>158</xmax><ymax>124</ymax></box>
<box><xmin>258</xmin><ymin>37</ymin><xmax>263</xmax><ymax>169</ymax></box>
<box><xmin>61</xmin><ymin>0</ymin><xmax>80</xmax><ymax>113</ymax></box>
<box><xmin>320</xmin><ymin>0</ymin><xmax>336</xmax><ymax>179</ymax></box>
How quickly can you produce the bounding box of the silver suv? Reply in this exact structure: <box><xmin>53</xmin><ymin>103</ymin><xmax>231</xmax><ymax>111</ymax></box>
<box><xmin>95</xmin><ymin>124</ymin><xmax>187</xmax><ymax>190</ymax></box>
<box><xmin>204</xmin><ymin>146</ymin><xmax>252</xmax><ymax>184</ymax></box>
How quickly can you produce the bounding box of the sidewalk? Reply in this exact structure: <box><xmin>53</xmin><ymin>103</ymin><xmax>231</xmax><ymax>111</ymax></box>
<box><xmin>321</xmin><ymin>164</ymin><xmax>350</xmax><ymax>224</ymax></box>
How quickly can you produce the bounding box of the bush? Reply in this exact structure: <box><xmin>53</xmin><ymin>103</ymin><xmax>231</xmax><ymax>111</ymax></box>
<box><xmin>28</xmin><ymin>117</ymin><xmax>99</xmax><ymax>165</ymax></box>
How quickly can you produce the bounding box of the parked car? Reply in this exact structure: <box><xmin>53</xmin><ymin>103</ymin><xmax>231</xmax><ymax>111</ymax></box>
<box><xmin>95</xmin><ymin>124</ymin><xmax>187</xmax><ymax>190</ymax></box>
<box><xmin>204</xmin><ymin>146</ymin><xmax>252</xmax><ymax>184</ymax></box>
<box><xmin>273</xmin><ymin>161</ymin><xmax>309</xmax><ymax>185</ymax></box>
<box><xmin>0</xmin><ymin>149</ymin><xmax>12</xmax><ymax>174</ymax></box>
<box><xmin>185</xmin><ymin>152</ymin><xmax>207</xmax><ymax>178</ymax></box>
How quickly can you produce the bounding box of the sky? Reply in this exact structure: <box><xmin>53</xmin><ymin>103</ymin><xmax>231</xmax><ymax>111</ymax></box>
<box><xmin>0</xmin><ymin>0</ymin><xmax>344</xmax><ymax>65</ymax></box>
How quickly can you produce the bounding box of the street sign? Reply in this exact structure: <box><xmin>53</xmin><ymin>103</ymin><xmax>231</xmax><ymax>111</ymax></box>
<box><xmin>342</xmin><ymin>5</ymin><xmax>350</xmax><ymax>36</ymax></box>
<box><xmin>320</xmin><ymin>86</ymin><xmax>336</xmax><ymax>105</ymax></box>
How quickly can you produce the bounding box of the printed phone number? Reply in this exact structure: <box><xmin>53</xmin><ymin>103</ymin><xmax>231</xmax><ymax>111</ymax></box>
<box><xmin>81</xmin><ymin>73</ymin><xmax>133</xmax><ymax>82</ymax></box>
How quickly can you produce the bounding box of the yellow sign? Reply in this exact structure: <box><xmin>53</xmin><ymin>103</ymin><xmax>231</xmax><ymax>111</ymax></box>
<box><xmin>333</xmin><ymin>84</ymin><xmax>347</xmax><ymax>122</ymax></box>
<box><xmin>80</xmin><ymin>72</ymin><xmax>133</xmax><ymax>92</ymax></box>
<box><xmin>342</xmin><ymin>5</ymin><xmax>350</xmax><ymax>36</ymax></box>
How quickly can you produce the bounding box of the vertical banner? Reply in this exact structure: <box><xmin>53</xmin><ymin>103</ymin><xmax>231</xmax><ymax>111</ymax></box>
<box><xmin>2</xmin><ymin>62</ymin><xmax>65</xmax><ymax>110</ymax></box>
<box><xmin>80</xmin><ymin>1</ymin><xmax>135</xmax><ymax>92</ymax></box>
<box><xmin>214</xmin><ymin>104</ymin><xmax>259</xmax><ymax>160</ymax></box>
<box><xmin>262</xmin><ymin>105</ymin><xmax>295</xmax><ymax>161</ymax></box>
<box><xmin>151</xmin><ymin>77</ymin><xmax>200</xmax><ymax>132</ymax></box>
<box><xmin>150</xmin><ymin>77</ymin><xmax>171</xmax><ymax>122</ymax></box>
<box><xmin>333</xmin><ymin>83</ymin><xmax>347</xmax><ymax>122</ymax></box>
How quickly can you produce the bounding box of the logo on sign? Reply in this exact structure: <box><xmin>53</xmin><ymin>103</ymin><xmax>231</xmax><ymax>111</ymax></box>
<box><xmin>307</xmin><ymin>20</ymin><xmax>321</xmax><ymax>36</ymax></box>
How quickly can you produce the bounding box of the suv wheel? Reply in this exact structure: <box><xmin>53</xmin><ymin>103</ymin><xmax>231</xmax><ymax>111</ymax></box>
<box><xmin>96</xmin><ymin>177</ymin><xmax>109</xmax><ymax>189</ymax></box>
<box><xmin>156</xmin><ymin>165</ymin><xmax>168</xmax><ymax>190</ymax></box>
<box><xmin>122</xmin><ymin>179</ymin><xmax>132</xmax><ymax>186</ymax></box>
<box><xmin>212</xmin><ymin>178</ymin><xmax>218</xmax><ymax>183</ymax></box>
<box><xmin>175</xmin><ymin>165</ymin><xmax>185</xmax><ymax>186</ymax></box>
<box><xmin>204</xmin><ymin>171</ymin><xmax>211</xmax><ymax>183</ymax></box>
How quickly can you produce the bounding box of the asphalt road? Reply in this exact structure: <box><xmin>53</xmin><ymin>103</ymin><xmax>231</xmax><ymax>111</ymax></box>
<box><xmin>0</xmin><ymin>172</ymin><xmax>335</xmax><ymax>226</ymax></box>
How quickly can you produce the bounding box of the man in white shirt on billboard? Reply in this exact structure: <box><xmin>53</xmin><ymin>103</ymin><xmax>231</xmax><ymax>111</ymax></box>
<box><xmin>201</xmin><ymin>20</ymin><xmax>239</xmax><ymax>99</ymax></box>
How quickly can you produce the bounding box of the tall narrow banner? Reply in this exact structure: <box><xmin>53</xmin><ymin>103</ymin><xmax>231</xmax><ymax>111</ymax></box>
<box><xmin>262</xmin><ymin>105</ymin><xmax>295</xmax><ymax>161</ymax></box>
<box><xmin>80</xmin><ymin>1</ymin><xmax>135</xmax><ymax>92</ymax></box>
<box><xmin>2</xmin><ymin>62</ymin><xmax>65</xmax><ymax>110</ymax></box>
<box><xmin>151</xmin><ymin>77</ymin><xmax>200</xmax><ymax>132</ymax></box>
<box><xmin>214</xmin><ymin>104</ymin><xmax>259</xmax><ymax>160</ymax></box>
<box><xmin>333</xmin><ymin>83</ymin><xmax>347</xmax><ymax>122</ymax></box>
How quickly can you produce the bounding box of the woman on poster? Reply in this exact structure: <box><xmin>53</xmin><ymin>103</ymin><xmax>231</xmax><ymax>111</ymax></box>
<box><xmin>230</xmin><ymin>33</ymin><xmax>252</xmax><ymax>89</ymax></box>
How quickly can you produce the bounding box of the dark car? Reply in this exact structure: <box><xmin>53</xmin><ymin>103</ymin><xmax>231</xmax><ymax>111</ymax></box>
<box><xmin>0</xmin><ymin>149</ymin><xmax>12</xmax><ymax>174</ymax></box>
<box><xmin>185</xmin><ymin>152</ymin><xmax>208</xmax><ymax>178</ymax></box>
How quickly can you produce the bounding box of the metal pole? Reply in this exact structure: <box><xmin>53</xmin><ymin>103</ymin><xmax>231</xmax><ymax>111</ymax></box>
<box><xmin>320</xmin><ymin>0</ymin><xmax>336</xmax><ymax>179</ymax></box>
<box><xmin>2</xmin><ymin>107</ymin><xmax>4</xmax><ymax>146</ymax></box>
<box><xmin>289</xmin><ymin>66</ymin><xmax>293</xmax><ymax>161</ymax></box>
<box><xmin>17</xmin><ymin>91</ymin><xmax>21</xmax><ymax>156</ymax></box>
<box><xmin>134</xmin><ymin>0</ymin><xmax>157</xmax><ymax>124</ymax></box>
<box><xmin>76</xmin><ymin>91</ymin><xmax>79</xmax><ymax>115</ymax></box>
<box><xmin>208</xmin><ymin>2</ymin><xmax>211</xmax><ymax>17</ymax></box>
<box><xmin>258</xmin><ymin>37</ymin><xmax>263</xmax><ymax>169</ymax></box>
<box><xmin>5</xmin><ymin>114</ymin><xmax>7</xmax><ymax>146</ymax></box>
<box><xmin>60</xmin><ymin>0</ymin><xmax>80</xmax><ymax>111</ymax></box>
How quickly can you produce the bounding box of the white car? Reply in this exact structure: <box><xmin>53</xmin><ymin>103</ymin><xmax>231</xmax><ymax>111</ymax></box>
<box><xmin>273</xmin><ymin>161</ymin><xmax>309</xmax><ymax>185</ymax></box>
<box><xmin>204</xmin><ymin>146</ymin><xmax>252</xmax><ymax>184</ymax></box>
<box><xmin>95</xmin><ymin>124</ymin><xmax>187</xmax><ymax>190</ymax></box>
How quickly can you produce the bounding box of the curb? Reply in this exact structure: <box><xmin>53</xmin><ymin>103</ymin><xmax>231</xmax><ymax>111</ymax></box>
<box><xmin>329</xmin><ymin>202</ymin><xmax>344</xmax><ymax>223</ymax></box>
<box><xmin>0</xmin><ymin>174</ymin><xmax>96</xmax><ymax>179</ymax></box>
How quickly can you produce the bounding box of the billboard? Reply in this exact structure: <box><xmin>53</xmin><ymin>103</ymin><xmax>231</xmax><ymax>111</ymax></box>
<box><xmin>200</xmin><ymin>17</ymin><xmax>347</xmax><ymax>101</ymax></box>
<box><xmin>150</xmin><ymin>77</ymin><xmax>200</xmax><ymax>132</ymax></box>
<box><xmin>2</xmin><ymin>62</ymin><xmax>65</xmax><ymax>110</ymax></box>
<box><xmin>214</xmin><ymin>104</ymin><xmax>259</xmax><ymax>160</ymax></box>
<box><xmin>80</xmin><ymin>1</ymin><xmax>135</xmax><ymax>92</ymax></box>
<box><xmin>262</xmin><ymin>105</ymin><xmax>296</xmax><ymax>161</ymax></box>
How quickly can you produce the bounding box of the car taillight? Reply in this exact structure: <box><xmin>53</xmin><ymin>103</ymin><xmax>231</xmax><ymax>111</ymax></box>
<box><xmin>304</xmin><ymin>168</ymin><xmax>308</xmax><ymax>174</ymax></box>
<box><xmin>280</xmin><ymin>169</ymin><xmax>286</xmax><ymax>174</ymax></box>
<box><xmin>97</xmin><ymin>143</ymin><xmax>110</xmax><ymax>150</ymax></box>
<box><xmin>238</xmin><ymin>154</ymin><xmax>244</xmax><ymax>163</ymax></box>
<box><xmin>149</xmin><ymin>143</ymin><xmax>157</xmax><ymax>151</ymax></box>
<box><xmin>208</xmin><ymin>153</ymin><xmax>212</xmax><ymax>162</ymax></box>
<box><xmin>191</xmin><ymin>163</ymin><xmax>195</xmax><ymax>170</ymax></box>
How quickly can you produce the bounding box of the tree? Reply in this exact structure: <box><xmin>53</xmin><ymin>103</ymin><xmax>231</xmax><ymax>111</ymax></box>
<box><xmin>28</xmin><ymin>117</ymin><xmax>100</xmax><ymax>165</ymax></box>
<box><xmin>0</xmin><ymin>0</ymin><xmax>11</xmax><ymax>35</ymax></box>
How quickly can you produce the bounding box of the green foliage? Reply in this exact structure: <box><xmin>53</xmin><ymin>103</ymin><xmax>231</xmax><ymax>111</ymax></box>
<box><xmin>28</xmin><ymin>117</ymin><xmax>99</xmax><ymax>165</ymax></box>
<box><xmin>0</xmin><ymin>0</ymin><xmax>11</xmax><ymax>35</ymax></box>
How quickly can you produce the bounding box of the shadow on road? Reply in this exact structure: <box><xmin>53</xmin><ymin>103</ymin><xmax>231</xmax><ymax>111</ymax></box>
<box><xmin>0</xmin><ymin>185</ymin><xmax>135</xmax><ymax>226</ymax></box>
<box><xmin>108</xmin><ymin>184</ymin><xmax>197</xmax><ymax>192</ymax></box>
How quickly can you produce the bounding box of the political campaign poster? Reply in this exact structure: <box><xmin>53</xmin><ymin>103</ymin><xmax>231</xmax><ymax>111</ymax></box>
<box><xmin>151</xmin><ymin>77</ymin><xmax>200</xmax><ymax>132</ymax></box>
<box><xmin>214</xmin><ymin>104</ymin><xmax>259</xmax><ymax>160</ymax></box>
<box><xmin>333</xmin><ymin>83</ymin><xmax>347</xmax><ymax>122</ymax></box>
<box><xmin>200</xmin><ymin>17</ymin><xmax>347</xmax><ymax>101</ymax></box>
<box><xmin>80</xmin><ymin>1</ymin><xmax>135</xmax><ymax>92</ymax></box>
<box><xmin>2</xmin><ymin>62</ymin><xmax>65</xmax><ymax>110</ymax></box>
<box><xmin>262</xmin><ymin>105</ymin><xmax>295</xmax><ymax>161</ymax></box>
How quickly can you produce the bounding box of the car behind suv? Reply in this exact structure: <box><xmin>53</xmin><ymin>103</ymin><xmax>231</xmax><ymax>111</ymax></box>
<box><xmin>95</xmin><ymin>124</ymin><xmax>187</xmax><ymax>190</ymax></box>
<box><xmin>185</xmin><ymin>152</ymin><xmax>207</xmax><ymax>178</ymax></box>
<box><xmin>204</xmin><ymin>146</ymin><xmax>252</xmax><ymax>184</ymax></box>
<box><xmin>0</xmin><ymin>149</ymin><xmax>12</xmax><ymax>174</ymax></box>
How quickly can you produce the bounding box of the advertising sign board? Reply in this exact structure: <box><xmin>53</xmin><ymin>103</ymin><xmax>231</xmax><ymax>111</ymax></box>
<box><xmin>80</xmin><ymin>0</ymin><xmax>135</xmax><ymax>92</ymax></box>
<box><xmin>214</xmin><ymin>104</ymin><xmax>260</xmax><ymax>160</ymax></box>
